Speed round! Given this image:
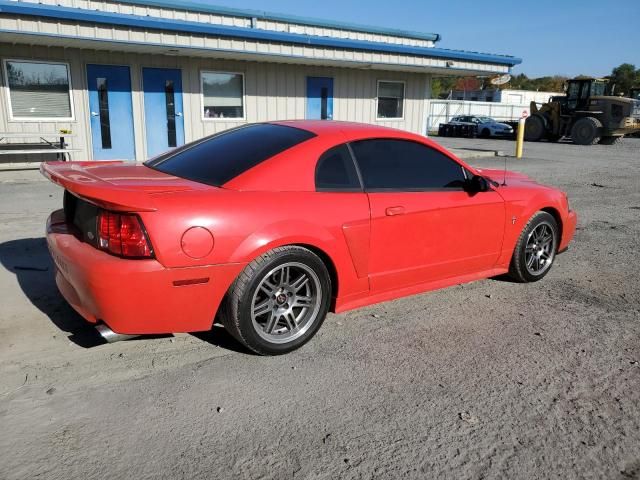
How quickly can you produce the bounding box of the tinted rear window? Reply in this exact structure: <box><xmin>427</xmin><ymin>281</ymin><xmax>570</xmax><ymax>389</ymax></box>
<box><xmin>145</xmin><ymin>124</ymin><xmax>316</xmax><ymax>186</ymax></box>
<box><xmin>315</xmin><ymin>145</ymin><xmax>361</xmax><ymax>191</ymax></box>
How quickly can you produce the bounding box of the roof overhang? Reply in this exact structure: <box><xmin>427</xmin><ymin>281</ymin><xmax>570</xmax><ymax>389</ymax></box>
<box><xmin>114</xmin><ymin>0</ymin><xmax>443</xmax><ymax>43</ymax></box>
<box><xmin>0</xmin><ymin>0</ymin><xmax>521</xmax><ymax>75</ymax></box>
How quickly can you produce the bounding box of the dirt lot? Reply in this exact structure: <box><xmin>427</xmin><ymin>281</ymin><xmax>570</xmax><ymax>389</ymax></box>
<box><xmin>1</xmin><ymin>138</ymin><xmax>639</xmax><ymax>480</ymax></box>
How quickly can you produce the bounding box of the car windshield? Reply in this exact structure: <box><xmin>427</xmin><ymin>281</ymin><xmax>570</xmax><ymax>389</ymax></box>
<box><xmin>476</xmin><ymin>117</ymin><xmax>495</xmax><ymax>124</ymax></box>
<box><xmin>145</xmin><ymin>124</ymin><xmax>316</xmax><ymax>186</ymax></box>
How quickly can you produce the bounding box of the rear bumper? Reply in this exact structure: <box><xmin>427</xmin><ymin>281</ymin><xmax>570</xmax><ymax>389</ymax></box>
<box><xmin>46</xmin><ymin>210</ymin><xmax>244</xmax><ymax>335</ymax></box>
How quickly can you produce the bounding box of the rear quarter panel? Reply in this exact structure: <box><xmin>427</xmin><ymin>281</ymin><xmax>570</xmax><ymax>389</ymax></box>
<box><xmin>140</xmin><ymin>189</ymin><xmax>371</xmax><ymax>302</ymax></box>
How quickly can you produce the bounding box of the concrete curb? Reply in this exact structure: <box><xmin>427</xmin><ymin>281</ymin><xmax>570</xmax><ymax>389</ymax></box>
<box><xmin>0</xmin><ymin>162</ymin><xmax>41</xmax><ymax>172</ymax></box>
<box><xmin>451</xmin><ymin>148</ymin><xmax>505</xmax><ymax>160</ymax></box>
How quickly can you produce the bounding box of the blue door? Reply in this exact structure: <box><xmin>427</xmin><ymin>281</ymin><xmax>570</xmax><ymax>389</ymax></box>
<box><xmin>142</xmin><ymin>68</ymin><xmax>185</xmax><ymax>159</ymax></box>
<box><xmin>86</xmin><ymin>64</ymin><xmax>135</xmax><ymax>161</ymax></box>
<box><xmin>306</xmin><ymin>77</ymin><xmax>334</xmax><ymax>120</ymax></box>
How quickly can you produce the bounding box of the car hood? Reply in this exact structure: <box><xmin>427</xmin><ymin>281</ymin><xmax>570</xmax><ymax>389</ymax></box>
<box><xmin>476</xmin><ymin>168</ymin><xmax>537</xmax><ymax>185</ymax></box>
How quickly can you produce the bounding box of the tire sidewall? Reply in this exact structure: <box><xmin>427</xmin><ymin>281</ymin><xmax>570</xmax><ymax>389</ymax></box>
<box><xmin>525</xmin><ymin>115</ymin><xmax>545</xmax><ymax>141</ymax></box>
<box><xmin>571</xmin><ymin>117</ymin><xmax>601</xmax><ymax>145</ymax></box>
<box><xmin>237</xmin><ymin>249</ymin><xmax>331</xmax><ymax>355</ymax></box>
<box><xmin>515</xmin><ymin>212</ymin><xmax>559</xmax><ymax>282</ymax></box>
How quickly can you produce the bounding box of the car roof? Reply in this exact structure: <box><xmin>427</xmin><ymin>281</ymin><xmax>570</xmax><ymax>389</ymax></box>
<box><xmin>222</xmin><ymin>120</ymin><xmax>473</xmax><ymax>191</ymax></box>
<box><xmin>271</xmin><ymin>119</ymin><xmax>406</xmax><ymax>138</ymax></box>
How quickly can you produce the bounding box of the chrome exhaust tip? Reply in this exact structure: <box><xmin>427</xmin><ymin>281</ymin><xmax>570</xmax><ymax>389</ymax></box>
<box><xmin>95</xmin><ymin>324</ymin><xmax>140</xmax><ymax>343</ymax></box>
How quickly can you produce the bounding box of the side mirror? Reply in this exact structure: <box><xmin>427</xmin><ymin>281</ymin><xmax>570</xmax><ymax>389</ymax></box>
<box><xmin>467</xmin><ymin>175</ymin><xmax>490</xmax><ymax>193</ymax></box>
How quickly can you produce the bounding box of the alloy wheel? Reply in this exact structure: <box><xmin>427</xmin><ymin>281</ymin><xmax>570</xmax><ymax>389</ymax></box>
<box><xmin>250</xmin><ymin>262</ymin><xmax>322</xmax><ymax>344</ymax></box>
<box><xmin>524</xmin><ymin>222</ymin><xmax>556</xmax><ymax>276</ymax></box>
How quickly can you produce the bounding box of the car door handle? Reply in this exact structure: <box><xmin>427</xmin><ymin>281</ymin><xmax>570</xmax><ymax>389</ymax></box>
<box><xmin>385</xmin><ymin>206</ymin><xmax>405</xmax><ymax>216</ymax></box>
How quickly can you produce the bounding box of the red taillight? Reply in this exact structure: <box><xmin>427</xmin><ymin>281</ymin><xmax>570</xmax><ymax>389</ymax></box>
<box><xmin>97</xmin><ymin>210</ymin><xmax>152</xmax><ymax>258</ymax></box>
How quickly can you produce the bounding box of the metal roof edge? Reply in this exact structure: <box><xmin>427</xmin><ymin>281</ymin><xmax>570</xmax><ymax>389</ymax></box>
<box><xmin>0</xmin><ymin>28</ymin><xmax>510</xmax><ymax>76</ymax></box>
<box><xmin>114</xmin><ymin>0</ymin><xmax>441</xmax><ymax>42</ymax></box>
<box><xmin>0</xmin><ymin>1</ymin><xmax>521</xmax><ymax>66</ymax></box>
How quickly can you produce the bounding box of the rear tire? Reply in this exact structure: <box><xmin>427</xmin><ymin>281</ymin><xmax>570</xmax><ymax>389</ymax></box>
<box><xmin>524</xmin><ymin>114</ymin><xmax>547</xmax><ymax>141</ymax></box>
<box><xmin>509</xmin><ymin>212</ymin><xmax>559</xmax><ymax>283</ymax></box>
<box><xmin>598</xmin><ymin>136</ymin><xmax>623</xmax><ymax>145</ymax></box>
<box><xmin>219</xmin><ymin>246</ymin><xmax>331</xmax><ymax>355</ymax></box>
<box><xmin>571</xmin><ymin>117</ymin><xmax>602</xmax><ymax>145</ymax></box>
<box><xmin>481</xmin><ymin>128</ymin><xmax>491</xmax><ymax>138</ymax></box>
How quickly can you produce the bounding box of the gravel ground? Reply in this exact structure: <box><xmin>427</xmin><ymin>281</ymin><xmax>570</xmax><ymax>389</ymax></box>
<box><xmin>0</xmin><ymin>138</ymin><xmax>639</xmax><ymax>480</ymax></box>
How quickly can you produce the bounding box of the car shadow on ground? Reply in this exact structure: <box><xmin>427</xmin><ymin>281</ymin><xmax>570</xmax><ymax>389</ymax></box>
<box><xmin>0</xmin><ymin>237</ymin><xmax>249</xmax><ymax>353</ymax></box>
<box><xmin>491</xmin><ymin>273</ymin><xmax>519</xmax><ymax>283</ymax></box>
<box><xmin>192</xmin><ymin>326</ymin><xmax>253</xmax><ymax>355</ymax></box>
<box><xmin>0</xmin><ymin>237</ymin><xmax>107</xmax><ymax>348</ymax></box>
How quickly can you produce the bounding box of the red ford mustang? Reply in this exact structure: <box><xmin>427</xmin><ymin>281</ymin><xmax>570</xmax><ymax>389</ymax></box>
<box><xmin>43</xmin><ymin>121</ymin><xmax>576</xmax><ymax>355</ymax></box>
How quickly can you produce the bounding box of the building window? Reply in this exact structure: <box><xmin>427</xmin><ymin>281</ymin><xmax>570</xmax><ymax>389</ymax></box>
<box><xmin>377</xmin><ymin>80</ymin><xmax>405</xmax><ymax>119</ymax></box>
<box><xmin>201</xmin><ymin>71</ymin><xmax>244</xmax><ymax>119</ymax></box>
<box><xmin>3</xmin><ymin>60</ymin><xmax>73</xmax><ymax>120</ymax></box>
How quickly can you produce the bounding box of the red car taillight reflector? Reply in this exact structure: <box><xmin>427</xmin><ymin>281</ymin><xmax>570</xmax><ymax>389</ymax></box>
<box><xmin>97</xmin><ymin>210</ymin><xmax>152</xmax><ymax>258</ymax></box>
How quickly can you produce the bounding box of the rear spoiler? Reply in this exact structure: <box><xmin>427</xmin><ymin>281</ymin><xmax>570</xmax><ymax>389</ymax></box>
<box><xmin>40</xmin><ymin>161</ymin><xmax>158</xmax><ymax>212</ymax></box>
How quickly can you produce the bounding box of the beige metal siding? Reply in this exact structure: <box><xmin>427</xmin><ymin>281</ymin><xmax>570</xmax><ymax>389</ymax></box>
<box><xmin>0</xmin><ymin>43</ymin><xmax>431</xmax><ymax>162</ymax></box>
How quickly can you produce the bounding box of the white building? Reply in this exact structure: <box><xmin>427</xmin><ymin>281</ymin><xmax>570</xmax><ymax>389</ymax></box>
<box><xmin>0</xmin><ymin>0</ymin><xmax>521</xmax><ymax>162</ymax></box>
<box><xmin>451</xmin><ymin>88</ymin><xmax>561</xmax><ymax>105</ymax></box>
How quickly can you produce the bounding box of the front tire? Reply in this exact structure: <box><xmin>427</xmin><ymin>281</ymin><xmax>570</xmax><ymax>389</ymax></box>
<box><xmin>524</xmin><ymin>114</ymin><xmax>547</xmax><ymax>141</ymax></box>
<box><xmin>571</xmin><ymin>117</ymin><xmax>602</xmax><ymax>145</ymax></box>
<box><xmin>509</xmin><ymin>212</ymin><xmax>559</xmax><ymax>283</ymax></box>
<box><xmin>220</xmin><ymin>246</ymin><xmax>331</xmax><ymax>355</ymax></box>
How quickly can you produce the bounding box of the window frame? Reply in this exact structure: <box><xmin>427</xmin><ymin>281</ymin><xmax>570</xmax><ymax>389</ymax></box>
<box><xmin>314</xmin><ymin>143</ymin><xmax>364</xmax><ymax>193</ymax></box>
<box><xmin>2</xmin><ymin>58</ymin><xmax>75</xmax><ymax>122</ymax></box>
<box><xmin>200</xmin><ymin>70</ymin><xmax>246</xmax><ymax>122</ymax></box>
<box><xmin>376</xmin><ymin>79</ymin><xmax>406</xmax><ymax>121</ymax></box>
<box><xmin>348</xmin><ymin>137</ymin><xmax>470</xmax><ymax>193</ymax></box>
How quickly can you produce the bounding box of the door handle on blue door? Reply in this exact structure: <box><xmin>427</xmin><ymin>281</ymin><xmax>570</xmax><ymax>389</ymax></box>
<box><xmin>385</xmin><ymin>206</ymin><xmax>405</xmax><ymax>216</ymax></box>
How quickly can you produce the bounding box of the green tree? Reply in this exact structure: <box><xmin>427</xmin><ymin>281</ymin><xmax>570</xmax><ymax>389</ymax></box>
<box><xmin>609</xmin><ymin>63</ymin><xmax>640</xmax><ymax>95</ymax></box>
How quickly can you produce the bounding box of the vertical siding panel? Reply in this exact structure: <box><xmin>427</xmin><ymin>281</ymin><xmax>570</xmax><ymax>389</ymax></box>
<box><xmin>255</xmin><ymin>63</ymin><xmax>267</xmax><ymax>122</ymax></box>
<box><xmin>189</xmin><ymin>56</ymin><xmax>202</xmax><ymax>141</ymax></box>
<box><xmin>355</xmin><ymin>70</ymin><xmax>366</xmax><ymax>124</ymax></box>
<box><xmin>405</xmin><ymin>75</ymin><xmax>416</xmax><ymax>133</ymax></box>
<box><xmin>346</xmin><ymin>69</ymin><xmax>356</xmax><ymax>122</ymax></box>
<box><xmin>284</xmin><ymin>65</ymin><xmax>296</xmax><ymax>120</ymax></box>
<box><xmin>129</xmin><ymin>53</ymin><xmax>146</xmax><ymax>161</ymax></box>
<box><xmin>275</xmin><ymin>65</ymin><xmax>287</xmax><ymax>120</ymax></box>
<box><xmin>266</xmin><ymin>64</ymin><xmax>277</xmax><ymax>120</ymax></box>
<box><xmin>245</xmin><ymin>62</ymin><xmax>257</xmax><ymax>124</ymax></box>
<box><xmin>296</xmin><ymin>70</ymin><xmax>305</xmax><ymax>119</ymax></box>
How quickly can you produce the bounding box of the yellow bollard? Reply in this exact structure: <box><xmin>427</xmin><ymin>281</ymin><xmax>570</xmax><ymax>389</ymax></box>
<box><xmin>515</xmin><ymin>117</ymin><xmax>526</xmax><ymax>158</ymax></box>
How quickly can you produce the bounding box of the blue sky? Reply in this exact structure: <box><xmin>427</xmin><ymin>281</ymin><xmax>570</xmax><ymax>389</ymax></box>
<box><xmin>194</xmin><ymin>0</ymin><xmax>640</xmax><ymax>77</ymax></box>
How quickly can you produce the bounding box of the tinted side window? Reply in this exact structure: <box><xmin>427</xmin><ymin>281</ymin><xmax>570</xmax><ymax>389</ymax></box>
<box><xmin>315</xmin><ymin>145</ymin><xmax>361</xmax><ymax>191</ymax></box>
<box><xmin>145</xmin><ymin>124</ymin><xmax>316</xmax><ymax>186</ymax></box>
<box><xmin>350</xmin><ymin>139</ymin><xmax>466</xmax><ymax>191</ymax></box>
